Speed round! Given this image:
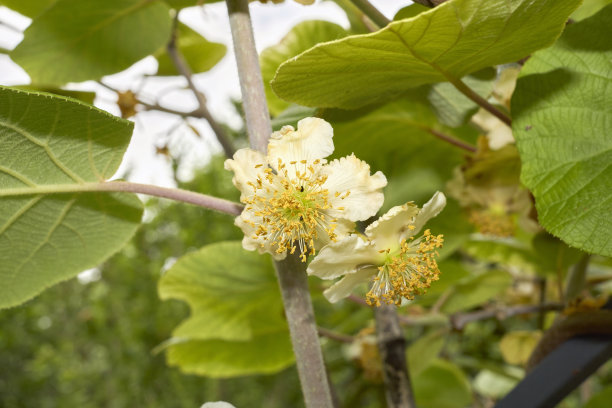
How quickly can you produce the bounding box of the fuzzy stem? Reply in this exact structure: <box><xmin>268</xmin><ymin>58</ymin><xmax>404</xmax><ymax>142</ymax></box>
<box><xmin>448</xmin><ymin>77</ymin><xmax>512</xmax><ymax>127</ymax></box>
<box><xmin>275</xmin><ymin>256</ymin><xmax>336</xmax><ymax>408</ymax></box>
<box><xmin>425</xmin><ymin>127</ymin><xmax>477</xmax><ymax>153</ymax></box>
<box><xmin>349</xmin><ymin>0</ymin><xmax>390</xmax><ymax>29</ymax></box>
<box><xmin>226</xmin><ymin>0</ymin><xmax>271</xmax><ymax>153</ymax></box>
<box><xmin>375</xmin><ymin>304</ymin><xmax>416</xmax><ymax>408</ymax></box>
<box><xmin>226</xmin><ymin>1</ymin><xmax>334</xmax><ymax>407</ymax></box>
<box><xmin>0</xmin><ymin>181</ymin><xmax>243</xmax><ymax>215</ymax></box>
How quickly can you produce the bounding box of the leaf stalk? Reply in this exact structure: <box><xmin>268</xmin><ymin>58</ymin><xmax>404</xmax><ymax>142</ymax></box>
<box><xmin>0</xmin><ymin>181</ymin><xmax>243</xmax><ymax>216</ymax></box>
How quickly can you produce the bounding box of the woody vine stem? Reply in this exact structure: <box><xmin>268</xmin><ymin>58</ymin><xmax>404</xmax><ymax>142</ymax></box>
<box><xmin>226</xmin><ymin>1</ymin><xmax>335</xmax><ymax>407</ymax></box>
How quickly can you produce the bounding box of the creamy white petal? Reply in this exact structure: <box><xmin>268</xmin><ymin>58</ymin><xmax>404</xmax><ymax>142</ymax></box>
<box><xmin>307</xmin><ymin>235</ymin><xmax>379</xmax><ymax>280</ymax></box>
<box><xmin>410</xmin><ymin>192</ymin><xmax>446</xmax><ymax>237</ymax></box>
<box><xmin>313</xmin><ymin>218</ymin><xmax>355</xmax><ymax>250</ymax></box>
<box><xmin>323</xmin><ymin>268</ymin><xmax>376</xmax><ymax>303</ymax></box>
<box><xmin>201</xmin><ymin>402</ymin><xmax>237</xmax><ymax>408</ymax></box>
<box><xmin>224</xmin><ymin>148</ymin><xmax>267</xmax><ymax>201</ymax></box>
<box><xmin>267</xmin><ymin>117</ymin><xmax>334</xmax><ymax>166</ymax></box>
<box><xmin>365</xmin><ymin>203</ymin><xmax>420</xmax><ymax>249</ymax></box>
<box><xmin>322</xmin><ymin>154</ymin><xmax>387</xmax><ymax>221</ymax></box>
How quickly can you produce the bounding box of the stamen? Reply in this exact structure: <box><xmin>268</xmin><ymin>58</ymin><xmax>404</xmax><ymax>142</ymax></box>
<box><xmin>244</xmin><ymin>158</ymin><xmax>346</xmax><ymax>261</ymax></box>
<box><xmin>366</xmin><ymin>231</ymin><xmax>444</xmax><ymax>306</ymax></box>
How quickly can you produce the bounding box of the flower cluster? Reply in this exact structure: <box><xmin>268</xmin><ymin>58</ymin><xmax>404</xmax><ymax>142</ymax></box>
<box><xmin>225</xmin><ymin>117</ymin><xmax>445</xmax><ymax>306</ymax></box>
<box><xmin>225</xmin><ymin>118</ymin><xmax>386</xmax><ymax>262</ymax></box>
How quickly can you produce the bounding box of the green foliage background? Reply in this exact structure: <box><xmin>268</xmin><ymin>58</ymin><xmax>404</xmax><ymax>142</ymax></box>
<box><xmin>1</xmin><ymin>0</ymin><xmax>612</xmax><ymax>406</ymax></box>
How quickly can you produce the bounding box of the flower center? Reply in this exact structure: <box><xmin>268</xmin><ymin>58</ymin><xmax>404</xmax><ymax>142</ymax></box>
<box><xmin>244</xmin><ymin>158</ymin><xmax>343</xmax><ymax>262</ymax></box>
<box><xmin>468</xmin><ymin>205</ymin><xmax>515</xmax><ymax>237</ymax></box>
<box><xmin>366</xmin><ymin>230</ymin><xmax>444</xmax><ymax>306</ymax></box>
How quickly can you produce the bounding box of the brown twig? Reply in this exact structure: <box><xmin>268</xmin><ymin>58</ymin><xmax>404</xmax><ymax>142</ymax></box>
<box><xmin>375</xmin><ymin>304</ymin><xmax>416</xmax><ymax>408</ymax></box>
<box><xmin>412</xmin><ymin>0</ymin><xmax>448</xmax><ymax>7</ymax></box>
<box><xmin>449</xmin><ymin>302</ymin><xmax>564</xmax><ymax>331</ymax></box>
<box><xmin>166</xmin><ymin>13</ymin><xmax>236</xmax><ymax>158</ymax></box>
<box><xmin>318</xmin><ymin>327</ymin><xmax>354</xmax><ymax>343</ymax></box>
<box><xmin>447</xmin><ymin>77</ymin><xmax>512</xmax><ymax>127</ymax></box>
<box><xmin>426</xmin><ymin>127</ymin><xmax>477</xmax><ymax>153</ymax></box>
<box><xmin>97</xmin><ymin>80</ymin><xmax>207</xmax><ymax>119</ymax></box>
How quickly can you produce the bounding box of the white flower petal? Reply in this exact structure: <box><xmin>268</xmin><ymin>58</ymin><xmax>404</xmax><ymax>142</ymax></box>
<box><xmin>313</xmin><ymin>218</ymin><xmax>355</xmax><ymax>250</ymax></box>
<box><xmin>267</xmin><ymin>117</ymin><xmax>334</xmax><ymax>165</ymax></box>
<box><xmin>412</xmin><ymin>192</ymin><xmax>446</xmax><ymax>236</ymax></box>
<box><xmin>201</xmin><ymin>402</ymin><xmax>237</xmax><ymax>408</ymax></box>
<box><xmin>323</xmin><ymin>268</ymin><xmax>376</xmax><ymax>303</ymax></box>
<box><xmin>364</xmin><ymin>203</ymin><xmax>420</xmax><ymax>249</ymax></box>
<box><xmin>323</xmin><ymin>154</ymin><xmax>387</xmax><ymax>221</ymax></box>
<box><xmin>307</xmin><ymin>235</ymin><xmax>379</xmax><ymax>280</ymax></box>
<box><xmin>224</xmin><ymin>148</ymin><xmax>267</xmax><ymax>201</ymax></box>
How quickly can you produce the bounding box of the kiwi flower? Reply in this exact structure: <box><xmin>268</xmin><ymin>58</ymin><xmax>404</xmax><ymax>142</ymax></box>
<box><xmin>225</xmin><ymin>117</ymin><xmax>387</xmax><ymax>262</ymax></box>
<box><xmin>307</xmin><ymin>192</ymin><xmax>446</xmax><ymax>306</ymax></box>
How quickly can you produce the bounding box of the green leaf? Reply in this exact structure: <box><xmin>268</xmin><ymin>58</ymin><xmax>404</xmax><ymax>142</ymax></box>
<box><xmin>531</xmin><ymin>232</ymin><xmax>583</xmax><ymax>275</ymax></box>
<box><xmin>13</xmin><ymin>85</ymin><xmax>96</xmax><ymax>105</ymax></box>
<box><xmin>154</xmin><ymin>23</ymin><xmax>226</xmax><ymax>76</ymax></box>
<box><xmin>0</xmin><ymin>0</ymin><xmax>56</xmax><ymax>17</ymax></box>
<box><xmin>271</xmin><ymin>0</ymin><xmax>581</xmax><ymax>109</ymax></box>
<box><xmin>407</xmin><ymin>329</ymin><xmax>446</xmax><ymax>375</ymax></box>
<box><xmin>572</xmin><ymin>0</ymin><xmax>612</xmax><ymax>20</ymax></box>
<box><xmin>512</xmin><ymin>6</ymin><xmax>612</xmax><ymax>256</ymax></box>
<box><xmin>163</xmin><ymin>331</ymin><xmax>294</xmax><ymax>378</ymax></box>
<box><xmin>10</xmin><ymin>0</ymin><xmax>172</xmax><ymax>86</ymax></box>
<box><xmin>260</xmin><ymin>20</ymin><xmax>347</xmax><ymax>116</ymax></box>
<box><xmin>394</xmin><ymin>3</ymin><xmax>429</xmax><ymax>20</ymax></box>
<box><xmin>0</xmin><ymin>86</ymin><xmax>142</xmax><ymax>309</ymax></box>
<box><xmin>322</xmin><ymin>95</ymin><xmax>477</xmax><ymax>178</ymax></box>
<box><xmin>441</xmin><ymin>270</ymin><xmax>513</xmax><ymax>314</ymax></box>
<box><xmin>164</xmin><ymin>0</ymin><xmax>220</xmax><ymax>9</ymax></box>
<box><xmin>585</xmin><ymin>386</ymin><xmax>612</xmax><ymax>408</ymax></box>
<box><xmin>464</xmin><ymin>238</ymin><xmax>539</xmax><ymax>274</ymax></box>
<box><xmin>499</xmin><ymin>330</ymin><xmax>542</xmax><ymax>366</ymax></box>
<box><xmin>413</xmin><ymin>359</ymin><xmax>473</xmax><ymax>408</ymax></box>
<box><xmin>158</xmin><ymin>241</ymin><xmax>294</xmax><ymax>377</ymax></box>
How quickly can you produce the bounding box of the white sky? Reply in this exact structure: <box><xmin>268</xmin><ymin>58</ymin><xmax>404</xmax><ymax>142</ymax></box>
<box><xmin>0</xmin><ymin>1</ymin><xmax>408</xmax><ymax>186</ymax></box>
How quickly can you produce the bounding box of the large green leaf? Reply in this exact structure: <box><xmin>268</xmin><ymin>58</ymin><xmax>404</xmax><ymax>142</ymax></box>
<box><xmin>260</xmin><ymin>20</ymin><xmax>348</xmax><ymax>116</ymax></box>
<box><xmin>10</xmin><ymin>0</ymin><xmax>172</xmax><ymax>86</ymax></box>
<box><xmin>0</xmin><ymin>86</ymin><xmax>142</xmax><ymax>308</ymax></box>
<box><xmin>271</xmin><ymin>0</ymin><xmax>581</xmax><ymax>109</ymax></box>
<box><xmin>158</xmin><ymin>241</ymin><xmax>294</xmax><ymax>377</ymax></box>
<box><xmin>322</xmin><ymin>95</ymin><xmax>477</xmax><ymax>179</ymax></box>
<box><xmin>413</xmin><ymin>359</ymin><xmax>473</xmax><ymax>408</ymax></box>
<box><xmin>154</xmin><ymin>23</ymin><xmax>226</xmax><ymax>76</ymax></box>
<box><xmin>512</xmin><ymin>6</ymin><xmax>612</xmax><ymax>256</ymax></box>
<box><xmin>440</xmin><ymin>270</ymin><xmax>513</xmax><ymax>314</ymax></box>
<box><xmin>407</xmin><ymin>329</ymin><xmax>446</xmax><ymax>375</ymax></box>
<box><xmin>0</xmin><ymin>0</ymin><xmax>56</xmax><ymax>17</ymax></box>
<box><xmin>572</xmin><ymin>0</ymin><xmax>612</xmax><ymax>20</ymax></box>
